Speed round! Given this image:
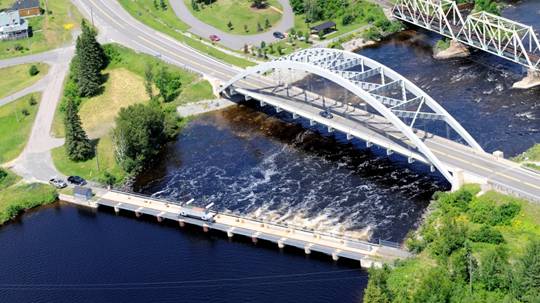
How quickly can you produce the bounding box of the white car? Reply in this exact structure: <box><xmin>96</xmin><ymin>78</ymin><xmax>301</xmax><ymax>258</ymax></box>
<box><xmin>49</xmin><ymin>178</ymin><xmax>67</xmax><ymax>189</ymax></box>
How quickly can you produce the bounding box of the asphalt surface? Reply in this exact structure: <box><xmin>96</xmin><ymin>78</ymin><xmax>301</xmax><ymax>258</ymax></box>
<box><xmin>3</xmin><ymin>0</ymin><xmax>534</xmax><ymax>201</ymax></box>
<box><xmin>169</xmin><ymin>0</ymin><xmax>295</xmax><ymax>49</ymax></box>
<box><xmin>2</xmin><ymin>46</ymin><xmax>74</xmax><ymax>182</ymax></box>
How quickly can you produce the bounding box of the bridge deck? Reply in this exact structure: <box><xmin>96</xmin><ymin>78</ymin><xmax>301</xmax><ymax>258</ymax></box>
<box><xmin>232</xmin><ymin>80</ymin><xmax>540</xmax><ymax>202</ymax></box>
<box><xmin>93</xmin><ymin>191</ymin><xmax>410</xmax><ymax>267</ymax></box>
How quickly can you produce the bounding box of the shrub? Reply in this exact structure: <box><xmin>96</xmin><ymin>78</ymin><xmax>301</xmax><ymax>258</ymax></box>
<box><xmin>28</xmin><ymin>95</ymin><xmax>37</xmax><ymax>106</ymax></box>
<box><xmin>469</xmin><ymin>225</ymin><xmax>505</xmax><ymax>244</ymax></box>
<box><xmin>341</xmin><ymin>14</ymin><xmax>355</xmax><ymax>26</ymax></box>
<box><xmin>21</xmin><ymin>108</ymin><xmax>30</xmax><ymax>116</ymax></box>
<box><xmin>495</xmin><ymin>202</ymin><xmax>521</xmax><ymax>225</ymax></box>
<box><xmin>0</xmin><ymin>168</ymin><xmax>7</xmax><ymax>181</ymax></box>
<box><xmin>468</xmin><ymin>199</ymin><xmax>521</xmax><ymax>226</ymax></box>
<box><xmin>99</xmin><ymin>171</ymin><xmax>117</xmax><ymax>187</ymax></box>
<box><xmin>28</xmin><ymin>65</ymin><xmax>40</xmax><ymax>76</ymax></box>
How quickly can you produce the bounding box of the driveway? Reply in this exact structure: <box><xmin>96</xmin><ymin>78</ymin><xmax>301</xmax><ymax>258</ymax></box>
<box><xmin>1</xmin><ymin>47</ymin><xmax>75</xmax><ymax>182</ymax></box>
<box><xmin>169</xmin><ymin>0</ymin><xmax>294</xmax><ymax>49</ymax></box>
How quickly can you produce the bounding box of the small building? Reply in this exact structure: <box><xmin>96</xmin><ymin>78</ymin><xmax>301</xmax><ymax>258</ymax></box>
<box><xmin>11</xmin><ymin>0</ymin><xmax>41</xmax><ymax>17</ymax></box>
<box><xmin>74</xmin><ymin>186</ymin><xmax>93</xmax><ymax>201</ymax></box>
<box><xmin>310</xmin><ymin>21</ymin><xmax>337</xmax><ymax>36</ymax></box>
<box><xmin>0</xmin><ymin>10</ymin><xmax>28</xmax><ymax>41</ymax></box>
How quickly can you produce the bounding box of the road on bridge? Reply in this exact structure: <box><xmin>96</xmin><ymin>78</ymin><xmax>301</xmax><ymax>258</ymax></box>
<box><xmin>73</xmin><ymin>0</ymin><xmax>540</xmax><ymax>202</ymax></box>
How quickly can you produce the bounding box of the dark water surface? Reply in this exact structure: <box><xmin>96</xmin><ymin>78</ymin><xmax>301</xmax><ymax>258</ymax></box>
<box><xmin>2</xmin><ymin>1</ymin><xmax>539</xmax><ymax>302</ymax></box>
<box><xmin>0</xmin><ymin>204</ymin><xmax>366</xmax><ymax>303</ymax></box>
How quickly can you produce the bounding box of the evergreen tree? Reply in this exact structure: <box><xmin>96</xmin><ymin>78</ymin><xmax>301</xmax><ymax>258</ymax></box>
<box><xmin>515</xmin><ymin>240</ymin><xmax>540</xmax><ymax>300</ymax></box>
<box><xmin>265</xmin><ymin>18</ymin><xmax>271</xmax><ymax>29</ymax></box>
<box><xmin>64</xmin><ymin>100</ymin><xmax>94</xmax><ymax>161</ymax></box>
<box><xmin>76</xmin><ymin>20</ymin><xmax>105</xmax><ymax>97</ymax></box>
<box><xmin>160</xmin><ymin>0</ymin><xmax>167</xmax><ymax>10</ymax></box>
<box><xmin>144</xmin><ymin>63</ymin><xmax>154</xmax><ymax>100</ymax></box>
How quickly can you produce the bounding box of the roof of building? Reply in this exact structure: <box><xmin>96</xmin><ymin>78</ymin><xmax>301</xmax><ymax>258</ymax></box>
<box><xmin>11</xmin><ymin>0</ymin><xmax>40</xmax><ymax>10</ymax></box>
<box><xmin>310</xmin><ymin>21</ymin><xmax>337</xmax><ymax>32</ymax></box>
<box><xmin>0</xmin><ymin>10</ymin><xmax>28</xmax><ymax>33</ymax></box>
<box><xmin>74</xmin><ymin>186</ymin><xmax>93</xmax><ymax>196</ymax></box>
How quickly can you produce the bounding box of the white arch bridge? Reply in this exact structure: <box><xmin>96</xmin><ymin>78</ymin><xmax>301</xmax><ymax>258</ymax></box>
<box><xmin>219</xmin><ymin>48</ymin><xmax>540</xmax><ymax>200</ymax></box>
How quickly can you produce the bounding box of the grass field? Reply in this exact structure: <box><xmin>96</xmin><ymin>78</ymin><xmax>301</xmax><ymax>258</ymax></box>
<box><xmin>118</xmin><ymin>0</ymin><xmax>255</xmax><ymax>67</ymax></box>
<box><xmin>0</xmin><ymin>175</ymin><xmax>57</xmax><ymax>224</ymax></box>
<box><xmin>0</xmin><ymin>63</ymin><xmax>48</xmax><ymax>100</ymax></box>
<box><xmin>79</xmin><ymin>68</ymin><xmax>149</xmax><ymax>138</ymax></box>
<box><xmin>0</xmin><ymin>0</ymin><xmax>81</xmax><ymax>59</ymax></box>
<box><xmin>51</xmin><ymin>134</ymin><xmax>126</xmax><ymax>183</ymax></box>
<box><xmin>185</xmin><ymin>0</ymin><xmax>282</xmax><ymax>35</ymax></box>
<box><xmin>0</xmin><ymin>93</ymin><xmax>41</xmax><ymax>163</ymax></box>
<box><xmin>51</xmin><ymin>44</ymin><xmax>215</xmax><ymax>183</ymax></box>
<box><xmin>513</xmin><ymin>143</ymin><xmax>540</xmax><ymax>171</ymax></box>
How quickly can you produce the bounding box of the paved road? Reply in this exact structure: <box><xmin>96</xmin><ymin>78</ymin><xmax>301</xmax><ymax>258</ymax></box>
<box><xmin>0</xmin><ymin>77</ymin><xmax>48</xmax><ymax>107</ymax></box>
<box><xmin>72</xmin><ymin>0</ymin><xmax>540</xmax><ymax>201</ymax></box>
<box><xmin>3</xmin><ymin>47</ymin><xmax>74</xmax><ymax>182</ymax></box>
<box><xmin>169</xmin><ymin>0</ymin><xmax>294</xmax><ymax>49</ymax></box>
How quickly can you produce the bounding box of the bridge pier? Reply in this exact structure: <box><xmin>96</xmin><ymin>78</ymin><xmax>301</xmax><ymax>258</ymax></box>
<box><xmin>203</xmin><ymin>224</ymin><xmax>210</xmax><ymax>233</ymax></box>
<box><xmin>260</xmin><ymin>100</ymin><xmax>266</xmax><ymax>107</ymax></box>
<box><xmin>433</xmin><ymin>39</ymin><xmax>470</xmax><ymax>60</ymax></box>
<box><xmin>292</xmin><ymin>113</ymin><xmax>299</xmax><ymax>119</ymax></box>
<box><xmin>304</xmin><ymin>244</ymin><xmax>312</xmax><ymax>255</ymax></box>
<box><xmin>278</xmin><ymin>239</ymin><xmax>286</xmax><ymax>249</ymax></box>
<box><xmin>309</xmin><ymin>119</ymin><xmax>316</xmax><ymax>126</ymax></box>
<box><xmin>114</xmin><ymin>206</ymin><xmax>120</xmax><ymax>214</ymax></box>
<box><xmin>386</xmin><ymin>149</ymin><xmax>393</xmax><ymax>156</ymax></box>
<box><xmin>332</xmin><ymin>251</ymin><xmax>340</xmax><ymax>262</ymax></box>
<box><xmin>178</xmin><ymin>219</ymin><xmax>185</xmax><ymax>227</ymax></box>
<box><xmin>347</xmin><ymin>133</ymin><xmax>353</xmax><ymax>140</ymax></box>
<box><xmin>513</xmin><ymin>69</ymin><xmax>540</xmax><ymax>89</ymax></box>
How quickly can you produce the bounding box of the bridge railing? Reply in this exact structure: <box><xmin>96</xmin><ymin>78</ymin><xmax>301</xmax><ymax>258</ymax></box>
<box><xmin>107</xmin><ymin>190</ymin><xmax>397</xmax><ymax>250</ymax></box>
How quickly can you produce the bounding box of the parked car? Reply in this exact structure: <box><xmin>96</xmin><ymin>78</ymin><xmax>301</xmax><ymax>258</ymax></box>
<box><xmin>209</xmin><ymin>34</ymin><xmax>220</xmax><ymax>42</ymax></box>
<box><xmin>49</xmin><ymin>178</ymin><xmax>67</xmax><ymax>189</ymax></box>
<box><xmin>319</xmin><ymin>110</ymin><xmax>334</xmax><ymax>119</ymax></box>
<box><xmin>67</xmin><ymin>176</ymin><xmax>87</xmax><ymax>186</ymax></box>
<box><xmin>273</xmin><ymin>31</ymin><xmax>285</xmax><ymax>39</ymax></box>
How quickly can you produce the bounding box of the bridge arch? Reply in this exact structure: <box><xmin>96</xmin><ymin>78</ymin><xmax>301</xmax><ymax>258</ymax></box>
<box><xmin>220</xmin><ymin>48</ymin><xmax>483</xmax><ymax>186</ymax></box>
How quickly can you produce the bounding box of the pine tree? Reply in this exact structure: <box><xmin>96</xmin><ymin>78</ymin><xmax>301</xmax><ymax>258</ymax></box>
<box><xmin>265</xmin><ymin>18</ymin><xmax>271</xmax><ymax>29</ymax></box>
<box><xmin>144</xmin><ymin>63</ymin><xmax>154</xmax><ymax>100</ymax></box>
<box><xmin>76</xmin><ymin>20</ymin><xmax>105</xmax><ymax>97</ymax></box>
<box><xmin>64</xmin><ymin>100</ymin><xmax>94</xmax><ymax>161</ymax></box>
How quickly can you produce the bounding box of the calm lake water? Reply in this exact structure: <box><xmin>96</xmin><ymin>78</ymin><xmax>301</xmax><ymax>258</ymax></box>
<box><xmin>1</xmin><ymin>1</ymin><xmax>539</xmax><ymax>302</ymax></box>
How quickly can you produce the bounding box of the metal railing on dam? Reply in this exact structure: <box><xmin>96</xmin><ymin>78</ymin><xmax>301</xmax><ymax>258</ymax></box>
<box><xmin>62</xmin><ymin>190</ymin><xmax>411</xmax><ymax>268</ymax></box>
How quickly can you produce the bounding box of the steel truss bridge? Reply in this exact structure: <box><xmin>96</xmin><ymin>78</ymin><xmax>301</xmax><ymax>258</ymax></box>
<box><xmin>220</xmin><ymin>48</ymin><xmax>540</xmax><ymax>201</ymax></box>
<box><xmin>392</xmin><ymin>0</ymin><xmax>540</xmax><ymax>72</ymax></box>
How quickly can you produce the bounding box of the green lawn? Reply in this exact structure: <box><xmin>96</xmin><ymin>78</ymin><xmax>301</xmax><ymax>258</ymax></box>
<box><xmin>118</xmin><ymin>0</ymin><xmax>255</xmax><ymax>67</ymax></box>
<box><xmin>0</xmin><ymin>0</ymin><xmax>82</xmax><ymax>59</ymax></box>
<box><xmin>513</xmin><ymin>144</ymin><xmax>540</xmax><ymax>171</ymax></box>
<box><xmin>0</xmin><ymin>180</ymin><xmax>58</xmax><ymax>224</ymax></box>
<box><xmin>51</xmin><ymin>44</ymin><xmax>216</xmax><ymax>183</ymax></box>
<box><xmin>0</xmin><ymin>93</ymin><xmax>41</xmax><ymax>163</ymax></box>
<box><xmin>52</xmin><ymin>44</ymin><xmax>215</xmax><ymax>137</ymax></box>
<box><xmin>52</xmin><ymin>134</ymin><xmax>126</xmax><ymax>184</ymax></box>
<box><xmin>185</xmin><ymin>0</ymin><xmax>282</xmax><ymax>35</ymax></box>
<box><xmin>0</xmin><ymin>63</ymin><xmax>49</xmax><ymax>100</ymax></box>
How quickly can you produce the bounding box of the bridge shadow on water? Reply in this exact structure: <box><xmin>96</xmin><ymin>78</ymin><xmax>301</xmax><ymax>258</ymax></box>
<box><xmin>135</xmin><ymin>97</ymin><xmax>450</xmax><ymax>244</ymax></box>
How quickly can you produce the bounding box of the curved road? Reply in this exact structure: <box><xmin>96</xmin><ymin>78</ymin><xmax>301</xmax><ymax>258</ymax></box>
<box><xmin>4</xmin><ymin>0</ymin><xmax>536</xmax><ymax>201</ymax></box>
<box><xmin>169</xmin><ymin>0</ymin><xmax>294</xmax><ymax>49</ymax></box>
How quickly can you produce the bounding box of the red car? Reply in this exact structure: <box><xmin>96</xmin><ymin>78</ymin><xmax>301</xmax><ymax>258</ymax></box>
<box><xmin>209</xmin><ymin>34</ymin><xmax>220</xmax><ymax>42</ymax></box>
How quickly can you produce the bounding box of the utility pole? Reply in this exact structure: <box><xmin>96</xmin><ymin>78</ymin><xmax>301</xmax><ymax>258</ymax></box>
<box><xmin>91</xmin><ymin>6</ymin><xmax>94</xmax><ymax>26</ymax></box>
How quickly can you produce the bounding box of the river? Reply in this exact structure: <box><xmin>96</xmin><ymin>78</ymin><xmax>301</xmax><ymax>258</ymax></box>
<box><xmin>1</xmin><ymin>1</ymin><xmax>539</xmax><ymax>302</ymax></box>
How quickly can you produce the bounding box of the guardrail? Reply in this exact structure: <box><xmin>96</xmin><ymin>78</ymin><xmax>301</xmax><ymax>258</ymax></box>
<box><xmin>107</xmin><ymin>190</ymin><xmax>397</xmax><ymax>249</ymax></box>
